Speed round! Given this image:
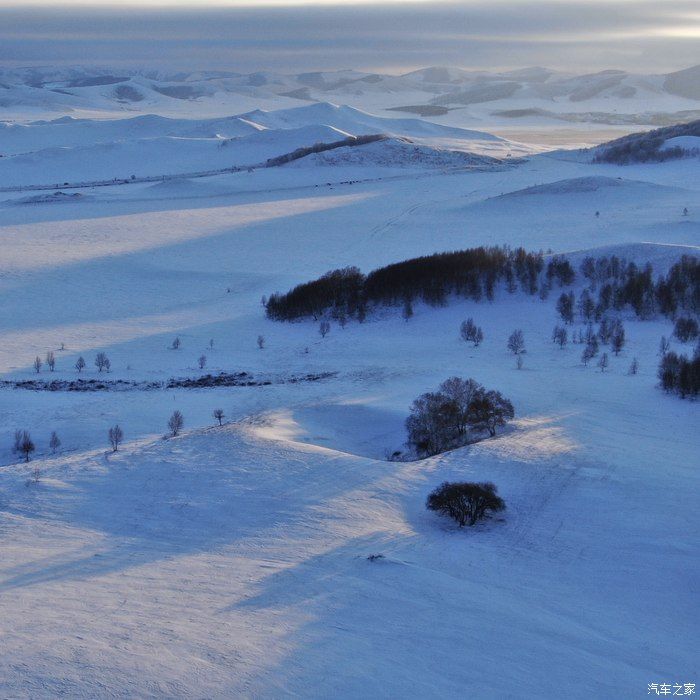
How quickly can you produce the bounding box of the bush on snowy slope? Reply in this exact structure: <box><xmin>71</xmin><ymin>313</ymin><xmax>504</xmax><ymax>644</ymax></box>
<box><xmin>405</xmin><ymin>377</ymin><xmax>514</xmax><ymax>457</ymax></box>
<box><xmin>266</xmin><ymin>246</ymin><xmax>546</xmax><ymax>321</ymax></box>
<box><xmin>426</xmin><ymin>481</ymin><xmax>506</xmax><ymax>528</ymax></box>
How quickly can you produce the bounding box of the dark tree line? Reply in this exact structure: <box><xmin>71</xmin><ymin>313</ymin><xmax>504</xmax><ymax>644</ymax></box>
<box><xmin>266</xmin><ymin>247</ymin><xmax>546</xmax><ymax>321</ymax></box>
<box><xmin>592</xmin><ymin>120</ymin><xmax>700</xmax><ymax>164</ymax></box>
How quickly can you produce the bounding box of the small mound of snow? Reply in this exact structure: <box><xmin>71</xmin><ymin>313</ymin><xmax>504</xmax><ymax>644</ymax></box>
<box><xmin>11</xmin><ymin>190</ymin><xmax>86</xmax><ymax>205</ymax></box>
<box><xmin>504</xmin><ymin>176</ymin><xmax>624</xmax><ymax>196</ymax></box>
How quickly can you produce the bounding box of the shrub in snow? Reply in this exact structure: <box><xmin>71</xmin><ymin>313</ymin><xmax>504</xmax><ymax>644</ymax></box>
<box><xmin>108</xmin><ymin>424</ymin><xmax>123</xmax><ymax>452</ymax></box>
<box><xmin>171</xmin><ymin>337</ymin><xmax>181</xmax><ymax>350</ymax></box>
<box><xmin>75</xmin><ymin>356</ymin><xmax>86</xmax><ymax>373</ymax></box>
<box><xmin>319</xmin><ymin>320</ymin><xmax>331</xmax><ymax>338</ymax></box>
<box><xmin>49</xmin><ymin>431</ymin><xmax>61</xmax><ymax>454</ymax></box>
<box><xmin>168</xmin><ymin>410</ymin><xmax>184</xmax><ymax>437</ymax></box>
<box><xmin>213</xmin><ymin>409</ymin><xmax>224</xmax><ymax>426</ymax></box>
<box><xmin>198</xmin><ymin>355</ymin><xmax>207</xmax><ymax>370</ymax></box>
<box><xmin>426</xmin><ymin>481</ymin><xmax>506</xmax><ymax>527</ymax></box>
<box><xmin>257</xmin><ymin>335</ymin><xmax>265</xmax><ymax>349</ymax></box>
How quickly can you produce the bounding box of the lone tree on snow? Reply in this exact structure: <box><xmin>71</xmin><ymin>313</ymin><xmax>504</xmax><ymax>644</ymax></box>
<box><xmin>426</xmin><ymin>481</ymin><xmax>506</xmax><ymax>527</ymax></box>
<box><xmin>75</xmin><ymin>356</ymin><xmax>86</xmax><ymax>373</ymax></box>
<box><xmin>33</xmin><ymin>356</ymin><xmax>42</xmax><ymax>374</ymax></box>
<box><xmin>108</xmin><ymin>424</ymin><xmax>123</xmax><ymax>452</ymax></box>
<box><xmin>198</xmin><ymin>355</ymin><xmax>207</xmax><ymax>370</ymax></box>
<box><xmin>598</xmin><ymin>352</ymin><xmax>609</xmax><ymax>373</ymax></box>
<box><xmin>213</xmin><ymin>408</ymin><xmax>225</xmax><ymax>426</ymax></box>
<box><xmin>629</xmin><ymin>358</ymin><xmax>639</xmax><ymax>375</ymax></box>
<box><xmin>95</xmin><ymin>352</ymin><xmax>110</xmax><ymax>373</ymax></box>
<box><xmin>507</xmin><ymin>329</ymin><xmax>525</xmax><ymax>356</ymax></box>
<box><xmin>46</xmin><ymin>351</ymin><xmax>56</xmax><ymax>372</ymax></box>
<box><xmin>49</xmin><ymin>431</ymin><xmax>61</xmax><ymax>454</ymax></box>
<box><xmin>257</xmin><ymin>335</ymin><xmax>265</xmax><ymax>349</ymax></box>
<box><xmin>319</xmin><ymin>320</ymin><xmax>331</xmax><ymax>338</ymax></box>
<box><xmin>552</xmin><ymin>325</ymin><xmax>568</xmax><ymax>348</ymax></box>
<box><xmin>168</xmin><ymin>410</ymin><xmax>184</xmax><ymax>437</ymax></box>
<box><xmin>171</xmin><ymin>337</ymin><xmax>181</xmax><ymax>350</ymax></box>
<box><xmin>20</xmin><ymin>431</ymin><xmax>35</xmax><ymax>463</ymax></box>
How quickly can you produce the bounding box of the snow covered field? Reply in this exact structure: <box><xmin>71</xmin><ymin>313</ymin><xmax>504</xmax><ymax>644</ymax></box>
<box><xmin>0</xmin><ymin>89</ymin><xmax>698</xmax><ymax>698</ymax></box>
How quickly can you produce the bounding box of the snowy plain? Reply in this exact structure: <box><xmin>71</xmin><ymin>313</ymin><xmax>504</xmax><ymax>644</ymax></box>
<box><xmin>0</xmin><ymin>86</ymin><xmax>698</xmax><ymax>698</ymax></box>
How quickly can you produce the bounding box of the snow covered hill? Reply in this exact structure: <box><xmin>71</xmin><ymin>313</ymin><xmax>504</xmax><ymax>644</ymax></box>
<box><xmin>0</xmin><ymin>80</ymin><xmax>698</xmax><ymax>697</ymax></box>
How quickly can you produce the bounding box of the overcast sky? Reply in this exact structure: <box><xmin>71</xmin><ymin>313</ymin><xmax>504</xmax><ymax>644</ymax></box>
<box><xmin>1</xmin><ymin>1</ymin><xmax>698</xmax><ymax>74</ymax></box>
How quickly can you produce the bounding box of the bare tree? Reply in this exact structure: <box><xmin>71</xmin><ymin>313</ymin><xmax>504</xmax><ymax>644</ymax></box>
<box><xmin>213</xmin><ymin>408</ymin><xmax>224</xmax><ymax>426</ymax></box>
<box><xmin>319</xmin><ymin>320</ymin><xmax>331</xmax><ymax>338</ymax></box>
<box><xmin>46</xmin><ymin>351</ymin><xmax>56</xmax><ymax>372</ymax></box>
<box><xmin>552</xmin><ymin>325</ymin><xmax>568</xmax><ymax>348</ymax></box>
<box><xmin>581</xmin><ymin>344</ymin><xmax>596</xmax><ymax>366</ymax></box>
<box><xmin>33</xmin><ymin>356</ymin><xmax>42</xmax><ymax>374</ymax></box>
<box><xmin>628</xmin><ymin>357</ymin><xmax>639</xmax><ymax>375</ymax></box>
<box><xmin>168</xmin><ymin>410</ymin><xmax>184</xmax><ymax>437</ymax></box>
<box><xmin>95</xmin><ymin>352</ymin><xmax>110</xmax><ymax>373</ymax></box>
<box><xmin>20</xmin><ymin>431</ymin><xmax>35</xmax><ymax>462</ymax></box>
<box><xmin>108</xmin><ymin>424</ymin><xmax>123</xmax><ymax>452</ymax></box>
<box><xmin>209</xmin><ymin>338</ymin><xmax>214</xmax><ymax>350</ymax></box>
<box><xmin>171</xmin><ymin>337</ymin><xmax>181</xmax><ymax>350</ymax></box>
<box><xmin>257</xmin><ymin>335</ymin><xmax>265</xmax><ymax>350</ymax></box>
<box><xmin>507</xmin><ymin>329</ymin><xmax>525</xmax><ymax>356</ymax></box>
<box><xmin>198</xmin><ymin>355</ymin><xmax>207</xmax><ymax>370</ymax></box>
<box><xmin>75</xmin><ymin>356</ymin><xmax>86</xmax><ymax>373</ymax></box>
<box><xmin>598</xmin><ymin>352</ymin><xmax>609</xmax><ymax>373</ymax></box>
<box><xmin>49</xmin><ymin>431</ymin><xmax>61</xmax><ymax>454</ymax></box>
<box><xmin>13</xmin><ymin>429</ymin><xmax>22</xmax><ymax>454</ymax></box>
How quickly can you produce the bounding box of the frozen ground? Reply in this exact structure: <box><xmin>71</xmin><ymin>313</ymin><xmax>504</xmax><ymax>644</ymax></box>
<box><xmin>0</xmin><ymin>94</ymin><xmax>698</xmax><ymax>698</ymax></box>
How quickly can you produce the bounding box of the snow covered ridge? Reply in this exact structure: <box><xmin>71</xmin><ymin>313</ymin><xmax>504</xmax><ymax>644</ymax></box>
<box><xmin>591</xmin><ymin>119</ymin><xmax>700</xmax><ymax>164</ymax></box>
<box><xmin>0</xmin><ymin>103</ymin><xmax>517</xmax><ymax>189</ymax></box>
<box><xmin>2</xmin><ymin>64</ymin><xmax>699</xmax><ymax>130</ymax></box>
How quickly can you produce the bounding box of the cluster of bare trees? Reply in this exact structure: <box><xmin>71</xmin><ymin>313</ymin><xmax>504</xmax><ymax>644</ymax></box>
<box><xmin>460</xmin><ymin>318</ymin><xmax>483</xmax><ymax>346</ymax></box>
<box><xmin>406</xmin><ymin>377</ymin><xmax>514</xmax><ymax>457</ymax></box>
<box><xmin>11</xmin><ymin>429</ymin><xmax>61</xmax><ymax>464</ymax></box>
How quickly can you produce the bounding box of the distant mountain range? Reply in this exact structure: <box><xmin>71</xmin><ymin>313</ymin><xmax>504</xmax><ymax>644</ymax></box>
<box><xmin>2</xmin><ymin>64</ymin><xmax>699</xmax><ymax>127</ymax></box>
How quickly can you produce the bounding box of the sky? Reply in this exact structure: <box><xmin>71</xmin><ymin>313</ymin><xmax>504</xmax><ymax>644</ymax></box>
<box><xmin>0</xmin><ymin>1</ymin><xmax>698</xmax><ymax>74</ymax></box>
